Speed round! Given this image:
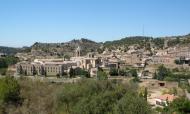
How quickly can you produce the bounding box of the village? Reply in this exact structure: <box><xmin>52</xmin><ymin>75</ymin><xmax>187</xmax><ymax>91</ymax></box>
<box><xmin>2</xmin><ymin>38</ymin><xmax>186</xmax><ymax>110</ymax></box>
<box><xmin>1</xmin><ymin>0</ymin><xmax>190</xmax><ymax>113</ymax></box>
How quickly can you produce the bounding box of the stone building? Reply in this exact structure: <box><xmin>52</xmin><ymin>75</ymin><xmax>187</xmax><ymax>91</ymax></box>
<box><xmin>16</xmin><ymin>60</ymin><xmax>77</xmax><ymax>77</ymax></box>
<box><xmin>75</xmin><ymin>46</ymin><xmax>81</xmax><ymax>57</ymax></box>
<box><xmin>72</xmin><ymin>52</ymin><xmax>101</xmax><ymax>70</ymax></box>
<box><xmin>0</xmin><ymin>53</ymin><xmax>7</xmax><ymax>57</ymax></box>
<box><xmin>16</xmin><ymin>62</ymin><xmax>34</xmax><ymax>76</ymax></box>
<box><xmin>124</xmin><ymin>54</ymin><xmax>142</xmax><ymax>66</ymax></box>
<box><xmin>152</xmin><ymin>55</ymin><xmax>175</xmax><ymax>65</ymax></box>
<box><xmin>167</xmin><ymin>47</ymin><xmax>190</xmax><ymax>58</ymax></box>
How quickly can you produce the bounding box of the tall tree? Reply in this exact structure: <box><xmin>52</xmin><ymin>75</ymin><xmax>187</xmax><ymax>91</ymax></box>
<box><xmin>157</xmin><ymin>65</ymin><xmax>170</xmax><ymax>80</ymax></box>
<box><xmin>69</xmin><ymin>67</ymin><xmax>75</xmax><ymax>78</ymax></box>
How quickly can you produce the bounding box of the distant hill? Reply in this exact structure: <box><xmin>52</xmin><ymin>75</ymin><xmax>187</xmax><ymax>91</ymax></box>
<box><xmin>31</xmin><ymin>38</ymin><xmax>101</xmax><ymax>56</ymax></box>
<box><xmin>1</xmin><ymin>34</ymin><xmax>190</xmax><ymax>56</ymax></box>
<box><xmin>167</xmin><ymin>34</ymin><xmax>190</xmax><ymax>47</ymax></box>
<box><xmin>104</xmin><ymin>36</ymin><xmax>152</xmax><ymax>49</ymax></box>
<box><xmin>0</xmin><ymin>46</ymin><xmax>31</xmax><ymax>55</ymax></box>
<box><xmin>103</xmin><ymin>34</ymin><xmax>190</xmax><ymax>50</ymax></box>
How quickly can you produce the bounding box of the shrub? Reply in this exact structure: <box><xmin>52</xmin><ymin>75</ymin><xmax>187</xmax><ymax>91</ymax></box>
<box><xmin>56</xmin><ymin>80</ymin><xmax>152</xmax><ymax>114</ymax></box>
<box><xmin>130</xmin><ymin>69</ymin><xmax>138</xmax><ymax>77</ymax></box>
<box><xmin>109</xmin><ymin>68</ymin><xmax>118</xmax><ymax>76</ymax></box>
<box><xmin>0</xmin><ymin>76</ymin><xmax>21</xmax><ymax>105</ymax></box>
<box><xmin>97</xmin><ymin>71</ymin><xmax>108</xmax><ymax>80</ymax></box>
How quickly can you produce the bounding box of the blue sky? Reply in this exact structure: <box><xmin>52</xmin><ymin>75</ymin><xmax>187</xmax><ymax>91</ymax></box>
<box><xmin>0</xmin><ymin>0</ymin><xmax>190</xmax><ymax>47</ymax></box>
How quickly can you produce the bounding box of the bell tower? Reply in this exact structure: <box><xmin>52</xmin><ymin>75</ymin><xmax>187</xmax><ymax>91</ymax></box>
<box><xmin>75</xmin><ymin>46</ymin><xmax>81</xmax><ymax>57</ymax></box>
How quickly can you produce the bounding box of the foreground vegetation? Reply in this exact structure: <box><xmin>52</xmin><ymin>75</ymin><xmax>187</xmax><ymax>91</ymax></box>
<box><xmin>56</xmin><ymin>79</ymin><xmax>151</xmax><ymax>114</ymax></box>
<box><xmin>0</xmin><ymin>76</ymin><xmax>152</xmax><ymax>114</ymax></box>
<box><xmin>154</xmin><ymin>65</ymin><xmax>190</xmax><ymax>92</ymax></box>
<box><xmin>0</xmin><ymin>56</ymin><xmax>19</xmax><ymax>75</ymax></box>
<box><xmin>163</xmin><ymin>97</ymin><xmax>190</xmax><ymax>114</ymax></box>
<box><xmin>0</xmin><ymin>72</ymin><xmax>190</xmax><ymax>114</ymax></box>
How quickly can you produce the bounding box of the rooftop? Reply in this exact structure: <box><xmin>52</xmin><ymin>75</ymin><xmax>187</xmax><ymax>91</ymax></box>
<box><xmin>156</xmin><ymin>94</ymin><xmax>177</xmax><ymax>102</ymax></box>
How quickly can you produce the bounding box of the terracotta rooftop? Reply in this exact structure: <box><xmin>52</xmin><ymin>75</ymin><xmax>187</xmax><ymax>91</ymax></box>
<box><xmin>156</xmin><ymin>94</ymin><xmax>177</xmax><ymax>102</ymax></box>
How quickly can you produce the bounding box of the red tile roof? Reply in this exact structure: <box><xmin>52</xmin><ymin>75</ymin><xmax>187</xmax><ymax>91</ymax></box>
<box><xmin>157</xmin><ymin>94</ymin><xmax>177</xmax><ymax>102</ymax></box>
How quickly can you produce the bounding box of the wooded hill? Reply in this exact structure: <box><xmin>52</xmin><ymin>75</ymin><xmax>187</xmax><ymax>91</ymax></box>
<box><xmin>1</xmin><ymin>34</ymin><xmax>190</xmax><ymax>55</ymax></box>
<box><xmin>31</xmin><ymin>38</ymin><xmax>101</xmax><ymax>56</ymax></box>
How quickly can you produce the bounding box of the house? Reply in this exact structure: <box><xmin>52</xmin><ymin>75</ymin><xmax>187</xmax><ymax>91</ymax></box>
<box><xmin>71</xmin><ymin>52</ymin><xmax>101</xmax><ymax>70</ymax></box>
<box><xmin>124</xmin><ymin>54</ymin><xmax>142</xmax><ymax>66</ymax></box>
<box><xmin>16</xmin><ymin>60</ymin><xmax>78</xmax><ymax>77</ymax></box>
<box><xmin>155</xmin><ymin>94</ymin><xmax>177</xmax><ymax>106</ymax></box>
<box><xmin>152</xmin><ymin>55</ymin><xmax>175</xmax><ymax>65</ymax></box>
<box><xmin>144</xmin><ymin>80</ymin><xmax>178</xmax><ymax>89</ymax></box>
<box><xmin>0</xmin><ymin>53</ymin><xmax>7</xmax><ymax>57</ymax></box>
<box><xmin>167</xmin><ymin>46</ymin><xmax>190</xmax><ymax>58</ymax></box>
<box><xmin>140</xmin><ymin>70</ymin><xmax>154</xmax><ymax>79</ymax></box>
<box><xmin>16</xmin><ymin>47</ymin><xmax>101</xmax><ymax>77</ymax></box>
<box><xmin>90</xmin><ymin>68</ymin><xmax>98</xmax><ymax>77</ymax></box>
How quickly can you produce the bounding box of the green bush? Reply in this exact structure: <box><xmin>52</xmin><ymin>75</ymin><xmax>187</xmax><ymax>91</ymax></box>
<box><xmin>0</xmin><ymin>56</ymin><xmax>19</xmax><ymax>75</ymax></box>
<box><xmin>109</xmin><ymin>68</ymin><xmax>118</xmax><ymax>76</ymax></box>
<box><xmin>155</xmin><ymin>65</ymin><xmax>171</xmax><ymax>81</ymax></box>
<box><xmin>0</xmin><ymin>56</ymin><xmax>19</xmax><ymax>69</ymax></box>
<box><xmin>0</xmin><ymin>68</ymin><xmax>7</xmax><ymax>75</ymax></box>
<box><xmin>56</xmin><ymin>80</ymin><xmax>152</xmax><ymax>114</ymax></box>
<box><xmin>97</xmin><ymin>71</ymin><xmax>108</xmax><ymax>80</ymax></box>
<box><xmin>118</xmin><ymin>69</ymin><xmax>126</xmax><ymax>76</ymax></box>
<box><xmin>0</xmin><ymin>76</ymin><xmax>21</xmax><ymax>105</ymax></box>
<box><xmin>168</xmin><ymin>97</ymin><xmax>190</xmax><ymax>114</ymax></box>
<box><xmin>130</xmin><ymin>69</ymin><xmax>138</xmax><ymax>77</ymax></box>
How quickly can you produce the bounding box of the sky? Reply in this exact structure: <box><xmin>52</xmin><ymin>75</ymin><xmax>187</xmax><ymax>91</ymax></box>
<box><xmin>0</xmin><ymin>0</ymin><xmax>190</xmax><ymax>47</ymax></box>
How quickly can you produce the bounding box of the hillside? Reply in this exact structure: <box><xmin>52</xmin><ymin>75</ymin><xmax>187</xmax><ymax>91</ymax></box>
<box><xmin>1</xmin><ymin>34</ymin><xmax>190</xmax><ymax>56</ymax></box>
<box><xmin>31</xmin><ymin>38</ymin><xmax>101</xmax><ymax>56</ymax></box>
<box><xmin>167</xmin><ymin>34</ymin><xmax>190</xmax><ymax>47</ymax></box>
<box><xmin>104</xmin><ymin>36</ymin><xmax>152</xmax><ymax>49</ymax></box>
<box><xmin>0</xmin><ymin>46</ymin><xmax>31</xmax><ymax>55</ymax></box>
<box><xmin>103</xmin><ymin>34</ymin><xmax>190</xmax><ymax>50</ymax></box>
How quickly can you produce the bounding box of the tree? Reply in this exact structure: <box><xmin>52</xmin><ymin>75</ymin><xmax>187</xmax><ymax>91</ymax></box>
<box><xmin>64</xmin><ymin>55</ymin><xmax>70</xmax><ymax>61</ymax></box>
<box><xmin>24</xmin><ymin>70</ymin><xmax>27</xmax><ymax>76</ymax></box>
<box><xmin>130</xmin><ymin>69</ymin><xmax>138</xmax><ymax>77</ymax></box>
<box><xmin>145</xmin><ymin>42</ymin><xmax>151</xmax><ymax>52</ymax></box>
<box><xmin>56</xmin><ymin>80</ymin><xmax>152</xmax><ymax>114</ymax></box>
<box><xmin>78</xmin><ymin>69</ymin><xmax>90</xmax><ymax>78</ymax></box>
<box><xmin>174</xmin><ymin>59</ymin><xmax>183</xmax><ymax>65</ymax></box>
<box><xmin>119</xmin><ymin>69</ymin><xmax>126</xmax><ymax>76</ymax></box>
<box><xmin>144</xmin><ymin>87</ymin><xmax>148</xmax><ymax>101</ymax></box>
<box><xmin>97</xmin><ymin>48</ymin><xmax>104</xmax><ymax>54</ymax></box>
<box><xmin>152</xmin><ymin>38</ymin><xmax>164</xmax><ymax>49</ymax></box>
<box><xmin>33</xmin><ymin>69</ymin><xmax>37</xmax><ymax>76</ymax></box>
<box><xmin>56</xmin><ymin>74</ymin><xmax>60</xmax><ymax>78</ymax></box>
<box><xmin>109</xmin><ymin>68</ymin><xmax>118</xmax><ymax>76</ymax></box>
<box><xmin>0</xmin><ymin>68</ymin><xmax>7</xmax><ymax>76</ymax></box>
<box><xmin>153</xmin><ymin>72</ymin><xmax>157</xmax><ymax>79</ymax></box>
<box><xmin>44</xmin><ymin>71</ymin><xmax>47</xmax><ymax>77</ymax></box>
<box><xmin>0</xmin><ymin>56</ymin><xmax>19</xmax><ymax>76</ymax></box>
<box><xmin>156</xmin><ymin>65</ymin><xmax>170</xmax><ymax>81</ymax></box>
<box><xmin>61</xmin><ymin>71</ymin><xmax>67</xmax><ymax>77</ymax></box>
<box><xmin>163</xmin><ymin>97</ymin><xmax>190</xmax><ymax>114</ymax></box>
<box><xmin>69</xmin><ymin>67</ymin><xmax>75</xmax><ymax>78</ymax></box>
<box><xmin>168</xmin><ymin>37</ymin><xmax>180</xmax><ymax>47</ymax></box>
<box><xmin>0</xmin><ymin>77</ymin><xmax>21</xmax><ymax>105</ymax></box>
<box><xmin>97</xmin><ymin>71</ymin><xmax>108</xmax><ymax>80</ymax></box>
<box><xmin>114</xmin><ymin>93</ymin><xmax>152</xmax><ymax>114</ymax></box>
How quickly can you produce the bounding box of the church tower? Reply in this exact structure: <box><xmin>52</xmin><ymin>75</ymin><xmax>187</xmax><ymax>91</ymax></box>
<box><xmin>75</xmin><ymin>46</ymin><xmax>81</xmax><ymax>57</ymax></box>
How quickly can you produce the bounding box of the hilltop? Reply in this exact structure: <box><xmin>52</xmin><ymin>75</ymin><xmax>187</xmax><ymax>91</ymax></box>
<box><xmin>0</xmin><ymin>46</ymin><xmax>30</xmax><ymax>55</ymax></box>
<box><xmin>103</xmin><ymin>33</ymin><xmax>190</xmax><ymax>50</ymax></box>
<box><xmin>31</xmin><ymin>38</ymin><xmax>101</xmax><ymax>56</ymax></box>
<box><xmin>1</xmin><ymin>34</ymin><xmax>190</xmax><ymax>56</ymax></box>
